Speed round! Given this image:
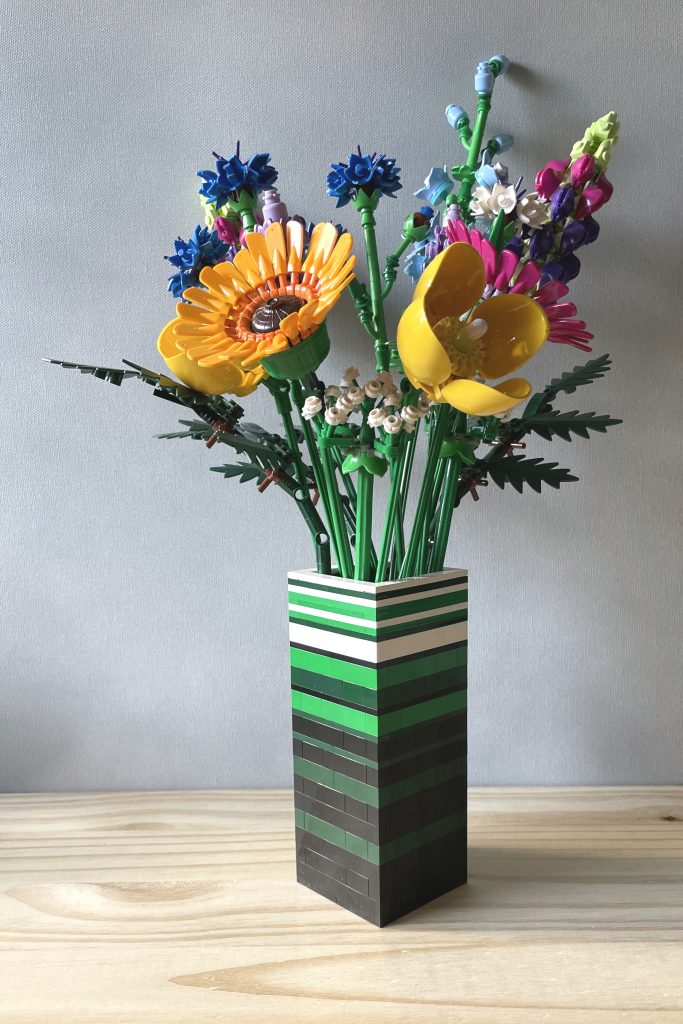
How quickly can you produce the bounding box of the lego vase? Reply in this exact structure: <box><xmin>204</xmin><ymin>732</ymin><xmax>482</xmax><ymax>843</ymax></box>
<box><xmin>288</xmin><ymin>567</ymin><xmax>468</xmax><ymax>926</ymax></box>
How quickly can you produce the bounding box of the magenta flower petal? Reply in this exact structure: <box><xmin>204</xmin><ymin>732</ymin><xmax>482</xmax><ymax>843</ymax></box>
<box><xmin>570</xmin><ymin>154</ymin><xmax>596</xmax><ymax>187</ymax></box>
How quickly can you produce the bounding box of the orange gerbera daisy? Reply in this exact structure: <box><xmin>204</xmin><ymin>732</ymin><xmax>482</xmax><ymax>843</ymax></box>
<box><xmin>158</xmin><ymin>221</ymin><xmax>355</xmax><ymax>393</ymax></box>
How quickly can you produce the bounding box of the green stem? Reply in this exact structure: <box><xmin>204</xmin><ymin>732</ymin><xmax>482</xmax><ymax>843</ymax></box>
<box><xmin>429</xmin><ymin>457</ymin><xmax>461</xmax><ymax>573</ymax></box>
<box><xmin>359</xmin><ymin>206</ymin><xmax>390</xmax><ymax>372</ymax></box>
<box><xmin>399</xmin><ymin>406</ymin><xmax>451</xmax><ymax>579</ymax></box>
<box><xmin>348</xmin><ymin>279</ymin><xmax>376</xmax><ymax>341</ymax></box>
<box><xmin>265</xmin><ymin>380</ymin><xmax>308</xmax><ymax>493</ymax></box>
<box><xmin>375</xmin><ymin>455</ymin><xmax>402</xmax><ymax>583</ymax></box>
<box><xmin>456</xmin><ymin>91</ymin><xmax>492</xmax><ymax>217</ymax></box>
<box><xmin>320</xmin><ymin>444</ymin><xmax>353</xmax><ymax>577</ymax></box>
<box><xmin>354</xmin><ymin>469</ymin><xmax>374</xmax><ymax>581</ymax></box>
<box><xmin>381</xmin><ymin>237</ymin><xmax>411</xmax><ymax>300</ymax></box>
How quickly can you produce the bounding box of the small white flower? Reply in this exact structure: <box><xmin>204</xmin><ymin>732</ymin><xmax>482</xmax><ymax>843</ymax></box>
<box><xmin>417</xmin><ymin>394</ymin><xmax>431</xmax><ymax>415</ymax></box>
<box><xmin>383</xmin><ymin>392</ymin><xmax>402</xmax><ymax>409</ymax></box>
<box><xmin>516</xmin><ymin>191</ymin><xmax>550</xmax><ymax>229</ymax></box>
<box><xmin>383</xmin><ymin>414</ymin><xmax>402</xmax><ymax>435</ymax></box>
<box><xmin>346</xmin><ymin>385</ymin><xmax>365</xmax><ymax>406</ymax></box>
<box><xmin>470</xmin><ymin>185</ymin><xmax>492</xmax><ymax>218</ymax></box>
<box><xmin>368</xmin><ymin>408</ymin><xmax>386</xmax><ymax>428</ymax></box>
<box><xmin>402</xmin><ymin>420</ymin><xmax>416</xmax><ymax>433</ymax></box>
<box><xmin>325</xmin><ymin>385</ymin><xmax>341</xmax><ymax>399</ymax></box>
<box><xmin>377</xmin><ymin>370</ymin><xmax>398</xmax><ymax>396</ymax></box>
<box><xmin>364</xmin><ymin>379</ymin><xmax>383</xmax><ymax>398</ymax></box>
<box><xmin>490</xmin><ymin>182</ymin><xmax>517</xmax><ymax>214</ymax></box>
<box><xmin>336</xmin><ymin>393</ymin><xmax>355</xmax><ymax>413</ymax></box>
<box><xmin>301</xmin><ymin>396</ymin><xmax>322</xmax><ymax>420</ymax></box>
<box><xmin>401</xmin><ymin>404</ymin><xmax>420</xmax><ymax>423</ymax></box>
<box><xmin>341</xmin><ymin>366</ymin><xmax>360</xmax><ymax>384</ymax></box>
<box><xmin>325</xmin><ymin>407</ymin><xmax>347</xmax><ymax>426</ymax></box>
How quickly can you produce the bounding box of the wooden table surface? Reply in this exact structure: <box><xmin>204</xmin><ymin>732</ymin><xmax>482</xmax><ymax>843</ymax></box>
<box><xmin>1</xmin><ymin>788</ymin><xmax>681</xmax><ymax>1023</ymax></box>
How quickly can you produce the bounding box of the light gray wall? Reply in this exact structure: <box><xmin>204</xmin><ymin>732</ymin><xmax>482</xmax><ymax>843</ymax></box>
<box><xmin>1</xmin><ymin>0</ymin><xmax>681</xmax><ymax>791</ymax></box>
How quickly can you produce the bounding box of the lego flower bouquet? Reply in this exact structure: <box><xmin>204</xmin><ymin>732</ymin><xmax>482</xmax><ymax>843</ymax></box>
<box><xmin>52</xmin><ymin>55</ymin><xmax>620</xmax><ymax>924</ymax></box>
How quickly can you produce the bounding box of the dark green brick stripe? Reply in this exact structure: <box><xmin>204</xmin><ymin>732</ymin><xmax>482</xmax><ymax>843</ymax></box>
<box><xmin>290</xmin><ymin>641</ymin><xmax>467</xmax><ymax>689</ymax></box>
<box><xmin>289</xmin><ymin>573</ymin><xmax>467</xmax><ymax>604</ymax></box>
<box><xmin>289</xmin><ymin>605</ymin><xmax>467</xmax><ymax>641</ymax></box>
<box><xmin>295</xmin><ymin>807</ymin><xmax>466</xmax><ymax>865</ymax></box>
<box><xmin>293</xmin><ymin>688</ymin><xmax>467</xmax><ymax>738</ymax></box>
<box><xmin>292</xmin><ymin>709</ymin><xmax>467</xmax><ymax>764</ymax></box>
<box><xmin>292</xmin><ymin>664</ymin><xmax>467</xmax><ymax>712</ymax></box>
<box><xmin>288</xmin><ymin>587</ymin><xmax>467</xmax><ymax>623</ymax></box>
<box><xmin>294</xmin><ymin>754</ymin><xmax>466</xmax><ymax>809</ymax></box>
<box><xmin>294</xmin><ymin>727</ymin><xmax>466</xmax><ymax>778</ymax></box>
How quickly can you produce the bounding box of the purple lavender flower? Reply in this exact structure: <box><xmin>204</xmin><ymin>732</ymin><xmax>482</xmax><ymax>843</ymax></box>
<box><xmin>529</xmin><ymin>224</ymin><xmax>555</xmax><ymax>261</ymax></box>
<box><xmin>558</xmin><ymin>220</ymin><xmax>588</xmax><ymax>257</ymax></box>
<box><xmin>550</xmin><ymin>186</ymin><xmax>574</xmax><ymax>222</ymax></box>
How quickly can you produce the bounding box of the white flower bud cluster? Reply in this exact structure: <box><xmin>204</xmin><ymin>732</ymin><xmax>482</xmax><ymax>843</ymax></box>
<box><xmin>368</xmin><ymin>391</ymin><xmax>432</xmax><ymax>435</ymax></box>
<box><xmin>301</xmin><ymin>395</ymin><xmax>323</xmax><ymax>421</ymax></box>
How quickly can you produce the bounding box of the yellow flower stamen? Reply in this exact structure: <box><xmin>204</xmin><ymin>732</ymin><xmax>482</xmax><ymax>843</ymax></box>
<box><xmin>433</xmin><ymin>316</ymin><xmax>486</xmax><ymax>378</ymax></box>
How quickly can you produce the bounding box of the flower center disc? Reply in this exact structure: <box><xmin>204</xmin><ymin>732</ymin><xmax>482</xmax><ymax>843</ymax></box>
<box><xmin>434</xmin><ymin>316</ymin><xmax>485</xmax><ymax>378</ymax></box>
<box><xmin>250</xmin><ymin>296</ymin><xmax>305</xmax><ymax>334</ymax></box>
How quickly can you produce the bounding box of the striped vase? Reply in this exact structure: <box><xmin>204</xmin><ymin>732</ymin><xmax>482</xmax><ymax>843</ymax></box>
<box><xmin>288</xmin><ymin>568</ymin><xmax>468</xmax><ymax>926</ymax></box>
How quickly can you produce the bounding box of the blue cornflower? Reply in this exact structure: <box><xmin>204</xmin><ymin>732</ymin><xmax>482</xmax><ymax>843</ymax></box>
<box><xmin>165</xmin><ymin>225</ymin><xmax>230</xmax><ymax>299</ymax></box>
<box><xmin>197</xmin><ymin>144</ymin><xmax>278</xmax><ymax>208</ymax></box>
<box><xmin>327</xmin><ymin>149</ymin><xmax>402</xmax><ymax>207</ymax></box>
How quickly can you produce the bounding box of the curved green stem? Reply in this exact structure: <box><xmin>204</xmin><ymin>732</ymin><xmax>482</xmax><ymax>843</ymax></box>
<box><xmin>359</xmin><ymin>206</ymin><xmax>391</xmax><ymax>372</ymax></box>
<box><xmin>381</xmin><ymin>237</ymin><xmax>411</xmax><ymax>300</ymax></box>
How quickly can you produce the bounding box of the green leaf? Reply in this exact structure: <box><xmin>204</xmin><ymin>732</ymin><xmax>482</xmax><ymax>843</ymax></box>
<box><xmin>46</xmin><ymin>359</ymin><xmax>139</xmax><ymax>387</ymax></box>
<box><xmin>512</xmin><ymin>409</ymin><xmax>622</xmax><ymax>442</ymax></box>
<box><xmin>543</xmin><ymin>353</ymin><xmax>613</xmax><ymax>398</ymax></box>
<box><xmin>210</xmin><ymin>462</ymin><xmax>263</xmax><ymax>484</ymax></box>
<box><xmin>482</xmin><ymin>454</ymin><xmax>578</xmax><ymax>494</ymax></box>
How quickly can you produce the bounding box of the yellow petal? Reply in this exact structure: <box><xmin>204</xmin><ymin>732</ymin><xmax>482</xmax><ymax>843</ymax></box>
<box><xmin>265</xmin><ymin>222</ymin><xmax>287</xmax><ymax>276</ymax></box>
<box><xmin>233</xmin><ymin>247</ymin><xmax>263</xmax><ymax>286</ymax></box>
<box><xmin>436</xmin><ymin>376</ymin><xmax>532</xmax><ymax>416</ymax></box>
<box><xmin>277</xmin><ymin>311</ymin><xmax>302</xmax><ymax>342</ymax></box>
<box><xmin>318</xmin><ymin>256</ymin><xmax>356</xmax><ymax>295</ymax></box>
<box><xmin>198</xmin><ymin>266</ymin><xmax>238</xmax><ymax>303</ymax></box>
<box><xmin>212</xmin><ymin>260</ymin><xmax>250</xmax><ymax>295</ymax></box>
<box><xmin>303</xmin><ymin>223</ymin><xmax>338</xmax><ymax>273</ymax></box>
<box><xmin>245</xmin><ymin>230</ymin><xmax>274</xmax><ymax>280</ymax></box>
<box><xmin>298</xmin><ymin>300</ymin><xmax>319</xmax><ymax>331</ymax></box>
<box><xmin>414</xmin><ymin>242</ymin><xmax>486</xmax><ymax>323</ymax></box>
<box><xmin>319</xmin><ymin>232</ymin><xmax>354</xmax><ymax>281</ymax></box>
<box><xmin>286</xmin><ymin>220</ymin><xmax>305</xmax><ymax>272</ymax></box>
<box><xmin>181</xmin><ymin>287</ymin><xmax>224</xmax><ymax>311</ymax></box>
<box><xmin>157</xmin><ymin>320</ymin><xmax>252</xmax><ymax>396</ymax></box>
<box><xmin>396</xmin><ymin>297</ymin><xmax>452</xmax><ymax>389</ymax></box>
<box><xmin>474</xmin><ymin>294</ymin><xmax>549</xmax><ymax>379</ymax></box>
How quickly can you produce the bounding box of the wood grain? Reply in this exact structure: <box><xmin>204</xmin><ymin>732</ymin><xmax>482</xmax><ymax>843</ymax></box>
<box><xmin>0</xmin><ymin>788</ymin><xmax>681</xmax><ymax>1023</ymax></box>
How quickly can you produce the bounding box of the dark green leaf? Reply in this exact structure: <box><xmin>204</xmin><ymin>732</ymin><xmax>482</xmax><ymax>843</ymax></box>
<box><xmin>481</xmin><ymin>454</ymin><xmax>578</xmax><ymax>494</ymax></box>
<box><xmin>511</xmin><ymin>409</ymin><xmax>622</xmax><ymax>442</ymax></box>
<box><xmin>543</xmin><ymin>353</ymin><xmax>612</xmax><ymax>398</ymax></box>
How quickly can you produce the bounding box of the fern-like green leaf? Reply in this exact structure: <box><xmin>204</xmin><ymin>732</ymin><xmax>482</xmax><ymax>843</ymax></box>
<box><xmin>512</xmin><ymin>409</ymin><xmax>622</xmax><ymax>442</ymax></box>
<box><xmin>483</xmin><ymin>454</ymin><xmax>578</xmax><ymax>494</ymax></box>
<box><xmin>210</xmin><ymin>463</ymin><xmax>263</xmax><ymax>484</ymax></box>
<box><xmin>544</xmin><ymin>353</ymin><xmax>612</xmax><ymax>398</ymax></box>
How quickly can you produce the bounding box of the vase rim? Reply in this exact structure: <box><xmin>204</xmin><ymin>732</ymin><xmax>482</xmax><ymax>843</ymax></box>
<box><xmin>288</xmin><ymin>567</ymin><xmax>467</xmax><ymax>595</ymax></box>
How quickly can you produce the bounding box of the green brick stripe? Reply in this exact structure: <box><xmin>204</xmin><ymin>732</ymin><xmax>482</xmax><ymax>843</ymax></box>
<box><xmin>294</xmin><ymin>754</ymin><xmax>466</xmax><ymax>808</ymax></box>
<box><xmin>288</xmin><ymin>571</ymin><xmax>467</xmax><ymax>605</ymax></box>
<box><xmin>293</xmin><ymin>727</ymin><xmax>466</xmax><ymax>773</ymax></box>
<box><xmin>292</xmin><ymin>687</ymin><xmax>467</xmax><ymax>738</ymax></box>
<box><xmin>295</xmin><ymin>807</ymin><xmax>466</xmax><ymax>865</ymax></box>
<box><xmin>288</xmin><ymin>607</ymin><xmax>467</xmax><ymax>644</ymax></box>
<box><xmin>288</xmin><ymin>586</ymin><xmax>467</xmax><ymax>623</ymax></box>
<box><xmin>292</xmin><ymin>664</ymin><xmax>466</xmax><ymax>712</ymax></box>
<box><xmin>290</xmin><ymin>642</ymin><xmax>467</xmax><ymax>690</ymax></box>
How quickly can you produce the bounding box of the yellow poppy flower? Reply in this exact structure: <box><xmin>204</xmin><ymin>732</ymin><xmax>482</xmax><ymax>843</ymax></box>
<box><xmin>158</xmin><ymin>220</ymin><xmax>355</xmax><ymax>392</ymax></box>
<box><xmin>397</xmin><ymin>243</ymin><xmax>549</xmax><ymax>416</ymax></box>
<box><xmin>157</xmin><ymin>320</ymin><xmax>264</xmax><ymax>396</ymax></box>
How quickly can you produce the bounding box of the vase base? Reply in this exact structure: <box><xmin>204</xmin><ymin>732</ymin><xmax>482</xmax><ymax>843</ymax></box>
<box><xmin>296</xmin><ymin>825</ymin><xmax>467</xmax><ymax>927</ymax></box>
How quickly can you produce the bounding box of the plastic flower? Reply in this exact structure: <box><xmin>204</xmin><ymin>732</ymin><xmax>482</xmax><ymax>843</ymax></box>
<box><xmin>197</xmin><ymin>145</ymin><xmax>278</xmax><ymax>208</ymax></box>
<box><xmin>535</xmin><ymin>159</ymin><xmax>569</xmax><ymax>201</ymax></box>
<box><xmin>570</xmin><ymin>112</ymin><xmax>619</xmax><ymax>171</ymax></box>
<box><xmin>575</xmin><ymin>176</ymin><xmax>613</xmax><ymax>219</ymax></box>
<box><xmin>157</xmin><ymin>320</ymin><xmax>264</xmax><ymax>396</ymax></box>
<box><xmin>396</xmin><ymin>243</ymin><xmax>549</xmax><ymax>416</ymax></box>
<box><xmin>470</xmin><ymin>182</ymin><xmax>517</xmax><ymax>219</ymax></box>
<box><xmin>327</xmin><ymin>150</ymin><xmax>401</xmax><ymax>207</ymax></box>
<box><xmin>515</xmin><ymin>192</ymin><xmax>550</xmax><ymax>229</ymax></box>
<box><xmin>158</xmin><ymin>221</ymin><xmax>355</xmax><ymax>389</ymax></box>
<box><xmin>414</xmin><ymin>166</ymin><xmax>453</xmax><ymax>206</ymax></box>
<box><xmin>165</xmin><ymin>226</ymin><xmax>230</xmax><ymax>299</ymax></box>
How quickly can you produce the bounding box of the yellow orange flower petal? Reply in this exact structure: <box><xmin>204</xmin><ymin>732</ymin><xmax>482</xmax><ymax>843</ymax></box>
<box><xmin>473</xmin><ymin>294</ymin><xmax>549</xmax><ymax>380</ymax></box>
<box><xmin>436</xmin><ymin>376</ymin><xmax>532</xmax><ymax>416</ymax></box>
<box><xmin>415</xmin><ymin>242</ymin><xmax>487</xmax><ymax>324</ymax></box>
<box><xmin>396</xmin><ymin>298</ymin><xmax>452</xmax><ymax>389</ymax></box>
<box><xmin>157</xmin><ymin>320</ymin><xmax>262</xmax><ymax>396</ymax></box>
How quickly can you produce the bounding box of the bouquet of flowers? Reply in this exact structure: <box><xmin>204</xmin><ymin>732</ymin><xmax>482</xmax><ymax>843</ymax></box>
<box><xmin>52</xmin><ymin>55</ymin><xmax>620</xmax><ymax>583</ymax></box>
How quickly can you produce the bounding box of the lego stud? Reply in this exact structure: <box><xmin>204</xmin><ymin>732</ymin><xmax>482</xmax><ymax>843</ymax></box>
<box><xmin>489</xmin><ymin>54</ymin><xmax>510</xmax><ymax>75</ymax></box>
<box><xmin>251</xmin><ymin>295</ymin><xmax>304</xmax><ymax>333</ymax></box>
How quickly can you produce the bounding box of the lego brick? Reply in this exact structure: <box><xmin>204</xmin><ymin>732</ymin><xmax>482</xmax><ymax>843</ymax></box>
<box><xmin>296</xmin><ymin>861</ymin><xmax>380</xmax><ymax>926</ymax></box>
<box><xmin>303</xmin><ymin>847</ymin><xmax>347</xmax><ymax>884</ymax></box>
<box><xmin>301</xmin><ymin>777</ymin><xmax>346</xmax><ymax>813</ymax></box>
<box><xmin>295</xmin><ymin>827</ymin><xmax>377</xmax><ymax>882</ymax></box>
<box><xmin>295</xmin><ymin>791</ymin><xmax>377</xmax><ymax>844</ymax></box>
<box><xmin>345</xmin><ymin>868</ymin><xmax>370</xmax><ymax>896</ymax></box>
